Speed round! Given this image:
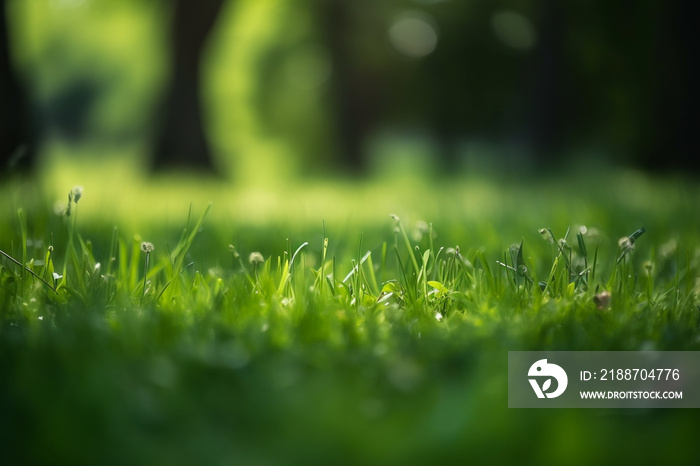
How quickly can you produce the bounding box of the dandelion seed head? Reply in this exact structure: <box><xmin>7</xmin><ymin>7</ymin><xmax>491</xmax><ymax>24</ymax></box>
<box><xmin>71</xmin><ymin>186</ymin><xmax>83</xmax><ymax>204</ymax></box>
<box><xmin>618</xmin><ymin>236</ymin><xmax>633</xmax><ymax>250</ymax></box>
<box><xmin>249</xmin><ymin>252</ymin><xmax>264</xmax><ymax>264</ymax></box>
<box><xmin>141</xmin><ymin>242</ymin><xmax>155</xmax><ymax>253</ymax></box>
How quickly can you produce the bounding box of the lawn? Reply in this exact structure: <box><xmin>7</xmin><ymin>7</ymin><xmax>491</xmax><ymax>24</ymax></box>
<box><xmin>1</xmin><ymin>158</ymin><xmax>699</xmax><ymax>465</ymax></box>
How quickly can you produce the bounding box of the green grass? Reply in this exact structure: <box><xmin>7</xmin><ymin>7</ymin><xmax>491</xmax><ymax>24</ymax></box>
<box><xmin>1</xmin><ymin>168</ymin><xmax>699</xmax><ymax>465</ymax></box>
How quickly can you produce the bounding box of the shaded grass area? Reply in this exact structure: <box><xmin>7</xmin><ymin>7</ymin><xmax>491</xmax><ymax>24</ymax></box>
<box><xmin>1</xmin><ymin>166</ymin><xmax>699</xmax><ymax>465</ymax></box>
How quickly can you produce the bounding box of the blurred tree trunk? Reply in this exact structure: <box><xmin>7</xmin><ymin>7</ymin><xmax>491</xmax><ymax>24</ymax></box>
<box><xmin>152</xmin><ymin>0</ymin><xmax>224</xmax><ymax>172</ymax></box>
<box><xmin>528</xmin><ymin>0</ymin><xmax>567</xmax><ymax>169</ymax></box>
<box><xmin>642</xmin><ymin>1</ymin><xmax>699</xmax><ymax>173</ymax></box>
<box><xmin>322</xmin><ymin>0</ymin><xmax>377</xmax><ymax>174</ymax></box>
<box><xmin>0</xmin><ymin>0</ymin><xmax>34</xmax><ymax>174</ymax></box>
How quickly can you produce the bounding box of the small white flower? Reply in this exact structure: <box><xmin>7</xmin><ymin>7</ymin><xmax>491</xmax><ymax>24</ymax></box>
<box><xmin>140</xmin><ymin>242</ymin><xmax>155</xmax><ymax>253</ymax></box>
<box><xmin>52</xmin><ymin>272</ymin><xmax>63</xmax><ymax>280</ymax></box>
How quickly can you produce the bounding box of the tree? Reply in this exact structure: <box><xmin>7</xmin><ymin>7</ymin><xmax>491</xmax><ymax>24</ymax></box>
<box><xmin>319</xmin><ymin>0</ymin><xmax>390</xmax><ymax>174</ymax></box>
<box><xmin>641</xmin><ymin>1</ymin><xmax>699</xmax><ymax>173</ymax></box>
<box><xmin>151</xmin><ymin>0</ymin><xmax>225</xmax><ymax>172</ymax></box>
<box><xmin>0</xmin><ymin>0</ymin><xmax>35</xmax><ymax>174</ymax></box>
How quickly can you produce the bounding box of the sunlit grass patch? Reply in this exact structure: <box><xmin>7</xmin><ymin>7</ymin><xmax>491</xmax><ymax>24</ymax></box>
<box><xmin>1</xmin><ymin>165</ymin><xmax>699</xmax><ymax>464</ymax></box>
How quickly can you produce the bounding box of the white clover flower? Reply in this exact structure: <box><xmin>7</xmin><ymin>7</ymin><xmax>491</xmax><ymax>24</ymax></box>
<box><xmin>141</xmin><ymin>242</ymin><xmax>155</xmax><ymax>253</ymax></box>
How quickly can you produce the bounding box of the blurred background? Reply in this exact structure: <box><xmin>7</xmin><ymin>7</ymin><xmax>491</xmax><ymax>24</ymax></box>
<box><xmin>1</xmin><ymin>0</ymin><xmax>698</xmax><ymax>183</ymax></box>
<box><xmin>2</xmin><ymin>3</ymin><xmax>699</xmax><ymax>464</ymax></box>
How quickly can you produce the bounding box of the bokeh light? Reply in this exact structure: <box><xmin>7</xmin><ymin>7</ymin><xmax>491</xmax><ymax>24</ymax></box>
<box><xmin>491</xmin><ymin>10</ymin><xmax>536</xmax><ymax>50</ymax></box>
<box><xmin>388</xmin><ymin>11</ymin><xmax>439</xmax><ymax>58</ymax></box>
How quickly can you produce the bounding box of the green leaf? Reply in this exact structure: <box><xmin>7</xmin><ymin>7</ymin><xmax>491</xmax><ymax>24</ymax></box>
<box><xmin>428</xmin><ymin>280</ymin><xmax>449</xmax><ymax>295</ymax></box>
